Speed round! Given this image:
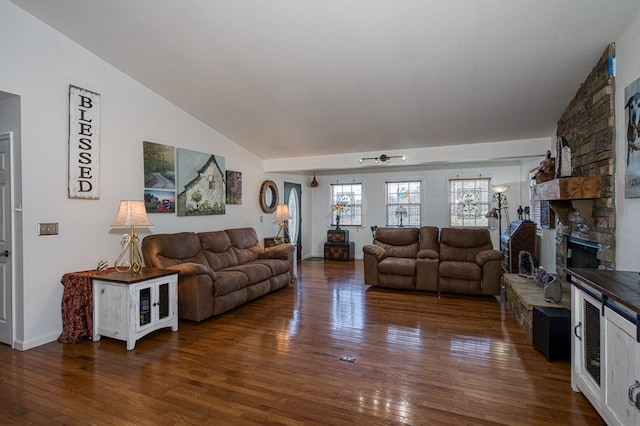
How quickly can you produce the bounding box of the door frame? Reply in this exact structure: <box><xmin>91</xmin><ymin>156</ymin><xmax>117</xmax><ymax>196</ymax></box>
<box><xmin>283</xmin><ymin>182</ymin><xmax>302</xmax><ymax>261</ymax></box>
<box><xmin>0</xmin><ymin>132</ymin><xmax>14</xmax><ymax>346</ymax></box>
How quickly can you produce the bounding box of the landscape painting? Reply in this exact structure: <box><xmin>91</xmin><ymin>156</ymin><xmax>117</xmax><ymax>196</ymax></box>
<box><xmin>143</xmin><ymin>141</ymin><xmax>176</xmax><ymax>213</ymax></box>
<box><xmin>176</xmin><ymin>148</ymin><xmax>226</xmax><ymax>216</ymax></box>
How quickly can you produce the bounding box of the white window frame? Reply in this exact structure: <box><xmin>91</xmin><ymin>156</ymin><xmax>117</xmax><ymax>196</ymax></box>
<box><xmin>448</xmin><ymin>177</ymin><xmax>491</xmax><ymax>228</ymax></box>
<box><xmin>385</xmin><ymin>180</ymin><xmax>422</xmax><ymax>227</ymax></box>
<box><xmin>330</xmin><ymin>183</ymin><xmax>362</xmax><ymax>226</ymax></box>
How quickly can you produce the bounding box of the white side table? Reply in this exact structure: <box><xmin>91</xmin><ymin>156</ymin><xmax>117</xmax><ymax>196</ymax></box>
<box><xmin>92</xmin><ymin>268</ymin><xmax>178</xmax><ymax>350</ymax></box>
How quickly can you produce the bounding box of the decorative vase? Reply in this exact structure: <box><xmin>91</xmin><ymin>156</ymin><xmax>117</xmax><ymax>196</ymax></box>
<box><xmin>335</xmin><ymin>215</ymin><xmax>341</xmax><ymax>230</ymax></box>
<box><xmin>544</xmin><ymin>274</ymin><xmax>562</xmax><ymax>303</ymax></box>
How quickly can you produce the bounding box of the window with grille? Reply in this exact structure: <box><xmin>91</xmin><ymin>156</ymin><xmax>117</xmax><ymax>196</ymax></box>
<box><xmin>448</xmin><ymin>177</ymin><xmax>491</xmax><ymax>227</ymax></box>
<box><xmin>385</xmin><ymin>181</ymin><xmax>421</xmax><ymax>227</ymax></box>
<box><xmin>330</xmin><ymin>183</ymin><xmax>362</xmax><ymax>226</ymax></box>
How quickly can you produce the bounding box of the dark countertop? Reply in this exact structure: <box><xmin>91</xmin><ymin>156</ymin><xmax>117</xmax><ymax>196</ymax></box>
<box><xmin>91</xmin><ymin>268</ymin><xmax>177</xmax><ymax>284</ymax></box>
<box><xmin>565</xmin><ymin>268</ymin><xmax>640</xmax><ymax>315</ymax></box>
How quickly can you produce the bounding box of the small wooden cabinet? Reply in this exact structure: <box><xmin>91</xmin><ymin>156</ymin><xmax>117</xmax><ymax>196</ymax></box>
<box><xmin>324</xmin><ymin>229</ymin><xmax>354</xmax><ymax>261</ymax></box>
<box><xmin>324</xmin><ymin>242</ymin><xmax>355</xmax><ymax>261</ymax></box>
<box><xmin>92</xmin><ymin>268</ymin><xmax>178</xmax><ymax>350</ymax></box>
<box><xmin>501</xmin><ymin>220</ymin><xmax>537</xmax><ymax>273</ymax></box>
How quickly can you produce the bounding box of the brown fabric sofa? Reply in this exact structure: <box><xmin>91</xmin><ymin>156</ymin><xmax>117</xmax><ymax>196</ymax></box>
<box><xmin>363</xmin><ymin>226</ymin><xmax>503</xmax><ymax>296</ymax></box>
<box><xmin>141</xmin><ymin>227</ymin><xmax>294</xmax><ymax>321</ymax></box>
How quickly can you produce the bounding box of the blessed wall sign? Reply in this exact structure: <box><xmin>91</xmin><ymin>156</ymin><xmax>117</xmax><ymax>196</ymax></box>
<box><xmin>68</xmin><ymin>85</ymin><xmax>100</xmax><ymax>199</ymax></box>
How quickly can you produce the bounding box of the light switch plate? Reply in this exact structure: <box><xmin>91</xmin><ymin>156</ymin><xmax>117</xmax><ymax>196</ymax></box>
<box><xmin>38</xmin><ymin>223</ymin><xmax>58</xmax><ymax>235</ymax></box>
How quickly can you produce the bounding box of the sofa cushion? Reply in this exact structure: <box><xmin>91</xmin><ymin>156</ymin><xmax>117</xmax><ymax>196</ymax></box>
<box><xmin>199</xmin><ymin>231</ymin><xmax>239</xmax><ymax>270</ymax></box>
<box><xmin>439</xmin><ymin>228</ymin><xmax>493</xmax><ymax>262</ymax></box>
<box><xmin>225</xmin><ymin>263</ymin><xmax>273</xmax><ymax>284</ymax></box>
<box><xmin>226</xmin><ymin>227</ymin><xmax>262</xmax><ymax>264</ymax></box>
<box><xmin>141</xmin><ymin>232</ymin><xmax>209</xmax><ymax>268</ymax></box>
<box><xmin>439</xmin><ymin>260</ymin><xmax>482</xmax><ymax>281</ymax></box>
<box><xmin>255</xmin><ymin>258</ymin><xmax>290</xmax><ymax>276</ymax></box>
<box><xmin>378</xmin><ymin>257</ymin><xmax>416</xmax><ymax>276</ymax></box>
<box><xmin>213</xmin><ymin>270</ymin><xmax>249</xmax><ymax>296</ymax></box>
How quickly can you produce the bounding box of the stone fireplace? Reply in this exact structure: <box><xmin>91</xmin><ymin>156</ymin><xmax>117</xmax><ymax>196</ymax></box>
<box><xmin>551</xmin><ymin>44</ymin><xmax>616</xmax><ymax>276</ymax></box>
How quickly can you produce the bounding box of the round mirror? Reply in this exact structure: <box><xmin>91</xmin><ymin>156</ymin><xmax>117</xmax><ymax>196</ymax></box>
<box><xmin>259</xmin><ymin>180</ymin><xmax>278</xmax><ymax>213</ymax></box>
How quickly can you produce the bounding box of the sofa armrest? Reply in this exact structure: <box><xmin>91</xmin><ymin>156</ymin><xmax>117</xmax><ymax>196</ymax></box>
<box><xmin>164</xmin><ymin>262</ymin><xmax>217</xmax><ymax>281</ymax></box>
<box><xmin>475</xmin><ymin>249</ymin><xmax>504</xmax><ymax>266</ymax></box>
<box><xmin>260</xmin><ymin>244</ymin><xmax>295</xmax><ymax>259</ymax></box>
<box><xmin>417</xmin><ymin>249</ymin><xmax>439</xmax><ymax>260</ymax></box>
<box><xmin>363</xmin><ymin>244</ymin><xmax>387</xmax><ymax>261</ymax></box>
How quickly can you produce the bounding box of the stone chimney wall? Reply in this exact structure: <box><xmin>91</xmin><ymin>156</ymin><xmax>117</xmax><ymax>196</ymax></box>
<box><xmin>555</xmin><ymin>44</ymin><xmax>615</xmax><ymax>272</ymax></box>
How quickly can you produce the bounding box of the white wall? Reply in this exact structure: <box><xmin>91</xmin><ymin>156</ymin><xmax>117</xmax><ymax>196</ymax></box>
<box><xmin>614</xmin><ymin>6</ymin><xmax>640</xmax><ymax>270</ymax></box>
<box><xmin>311</xmin><ymin>162</ymin><xmax>530</xmax><ymax>259</ymax></box>
<box><xmin>0</xmin><ymin>2</ymin><xmax>286</xmax><ymax>349</ymax></box>
<box><xmin>6</xmin><ymin>0</ymin><xmax>630</xmax><ymax>349</ymax></box>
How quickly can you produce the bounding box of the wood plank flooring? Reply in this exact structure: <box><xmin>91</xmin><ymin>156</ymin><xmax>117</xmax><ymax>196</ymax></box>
<box><xmin>0</xmin><ymin>259</ymin><xmax>604</xmax><ymax>425</ymax></box>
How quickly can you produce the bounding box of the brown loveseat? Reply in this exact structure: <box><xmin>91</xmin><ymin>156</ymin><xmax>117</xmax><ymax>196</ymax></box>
<box><xmin>363</xmin><ymin>227</ymin><xmax>503</xmax><ymax>296</ymax></box>
<box><xmin>141</xmin><ymin>227</ymin><xmax>295</xmax><ymax>321</ymax></box>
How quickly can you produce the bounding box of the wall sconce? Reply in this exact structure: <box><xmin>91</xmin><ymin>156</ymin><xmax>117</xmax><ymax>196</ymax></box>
<box><xmin>395</xmin><ymin>206</ymin><xmax>408</xmax><ymax>227</ymax></box>
<box><xmin>273</xmin><ymin>204</ymin><xmax>292</xmax><ymax>243</ymax></box>
<box><xmin>359</xmin><ymin>154</ymin><xmax>406</xmax><ymax>164</ymax></box>
<box><xmin>111</xmin><ymin>200</ymin><xmax>154</xmax><ymax>273</ymax></box>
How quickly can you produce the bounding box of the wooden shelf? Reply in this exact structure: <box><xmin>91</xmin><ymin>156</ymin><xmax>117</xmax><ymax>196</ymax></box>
<box><xmin>532</xmin><ymin>177</ymin><xmax>600</xmax><ymax>226</ymax></box>
<box><xmin>532</xmin><ymin>176</ymin><xmax>600</xmax><ymax>201</ymax></box>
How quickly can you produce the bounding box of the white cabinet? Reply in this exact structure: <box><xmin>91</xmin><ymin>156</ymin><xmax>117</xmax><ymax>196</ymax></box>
<box><xmin>603</xmin><ymin>303</ymin><xmax>639</xmax><ymax>426</ymax></box>
<box><xmin>93</xmin><ymin>268</ymin><xmax>178</xmax><ymax>350</ymax></box>
<box><xmin>569</xmin><ymin>269</ymin><xmax>640</xmax><ymax>426</ymax></box>
<box><xmin>572</xmin><ymin>285</ymin><xmax>603</xmax><ymax>408</ymax></box>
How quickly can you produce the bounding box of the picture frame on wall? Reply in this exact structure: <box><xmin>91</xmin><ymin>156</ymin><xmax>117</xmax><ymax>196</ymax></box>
<box><xmin>176</xmin><ymin>148</ymin><xmax>226</xmax><ymax>216</ymax></box>
<box><xmin>624</xmin><ymin>76</ymin><xmax>640</xmax><ymax>198</ymax></box>
<box><xmin>143</xmin><ymin>141</ymin><xmax>176</xmax><ymax>213</ymax></box>
<box><xmin>226</xmin><ymin>170</ymin><xmax>242</xmax><ymax>204</ymax></box>
<box><xmin>68</xmin><ymin>85</ymin><xmax>100</xmax><ymax>199</ymax></box>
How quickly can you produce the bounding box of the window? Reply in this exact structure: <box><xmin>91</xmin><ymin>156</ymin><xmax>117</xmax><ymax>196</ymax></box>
<box><xmin>448</xmin><ymin>177</ymin><xmax>491</xmax><ymax>227</ymax></box>
<box><xmin>330</xmin><ymin>183</ymin><xmax>362</xmax><ymax>226</ymax></box>
<box><xmin>385</xmin><ymin>181</ymin><xmax>421</xmax><ymax>227</ymax></box>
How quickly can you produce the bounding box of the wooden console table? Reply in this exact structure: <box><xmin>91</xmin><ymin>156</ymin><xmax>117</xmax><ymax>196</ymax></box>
<box><xmin>503</xmin><ymin>273</ymin><xmax>570</xmax><ymax>340</ymax></box>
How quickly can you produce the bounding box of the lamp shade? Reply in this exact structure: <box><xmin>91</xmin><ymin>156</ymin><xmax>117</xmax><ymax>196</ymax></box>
<box><xmin>111</xmin><ymin>200</ymin><xmax>153</xmax><ymax>229</ymax></box>
<box><xmin>273</xmin><ymin>204</ymin><xmax>292</xmax><ymax>221</ymax></box>
<box><xmin>491</xmin><ymin>184</ymin><xmax>510</xmax><ymax>194</ymax></box>
<box><xmin>395</xmin><ymin>206</ymin><xmax>407</xmax><ymax>216</ymax></box>
<box><xmin>485</xmin><ymin>208</ymin><xmax>499</xmax><ymax>219</ymax></box>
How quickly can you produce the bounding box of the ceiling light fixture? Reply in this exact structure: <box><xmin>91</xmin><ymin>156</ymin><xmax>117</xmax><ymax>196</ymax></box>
<box><xmin>359</xmin><ymin>154</ymin><xmax>406</xmax><ymax>164</ymax></box>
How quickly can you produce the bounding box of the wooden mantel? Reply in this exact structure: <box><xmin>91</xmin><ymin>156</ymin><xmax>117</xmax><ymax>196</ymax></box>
<box><xmin>532</xmin><ymin>177</ymin><xmax>601</xmax><ymax>226</ymax></box>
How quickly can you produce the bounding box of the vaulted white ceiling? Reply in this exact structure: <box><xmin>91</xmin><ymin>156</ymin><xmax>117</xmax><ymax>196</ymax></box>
<box><xmin>10</xmin><ymin>0</ymin><xmax>640</xmax><ymax>167</ymax></box>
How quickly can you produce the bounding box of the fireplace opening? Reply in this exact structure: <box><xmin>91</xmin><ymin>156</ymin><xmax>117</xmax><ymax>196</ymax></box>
<box><xmin>566</xmin><ymin>237</ymin><xmax>600</xmax><ymax>279</ymax></box>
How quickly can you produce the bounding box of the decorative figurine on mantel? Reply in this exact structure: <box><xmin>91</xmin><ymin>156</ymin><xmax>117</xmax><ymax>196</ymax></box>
<box><xmin>534</xmin><ymin>150</ymin><xmax>555</xmax><ymax>183</ymax></box>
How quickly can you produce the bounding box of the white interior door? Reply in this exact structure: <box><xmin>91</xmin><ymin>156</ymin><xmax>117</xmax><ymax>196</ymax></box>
<box><xmin>0</xmin><ymin>132</ymin><xmax>12</xmax><ymax>345</ymax></box>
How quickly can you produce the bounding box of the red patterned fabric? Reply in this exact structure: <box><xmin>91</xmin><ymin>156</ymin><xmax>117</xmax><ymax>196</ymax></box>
<box><xmin>57</xmin><ymin>268</ymin><xmax>115</xmax><ymax>344</ymax></box>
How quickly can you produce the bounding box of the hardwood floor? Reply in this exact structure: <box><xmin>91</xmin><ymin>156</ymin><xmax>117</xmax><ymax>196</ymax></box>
<box><xmin>0</xmin><ymin>259</ymin><xmax>603</xmax><ymax>425</ymax></box>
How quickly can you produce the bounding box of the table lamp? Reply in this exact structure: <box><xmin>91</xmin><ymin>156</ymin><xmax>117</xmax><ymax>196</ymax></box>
<box><xmin>111</xmin><ymin>200</ymin><xmax>153</xmax><ymax>273</ymax></box>
<box><xmin>395</xmin><ymin>206</ymin><xmax>407</xmax><ymax>227</ymax></box>
<box><xmin>273</xmin><ymin>204</ymin><xmax>292</xmax><ymax>243</ymax></box>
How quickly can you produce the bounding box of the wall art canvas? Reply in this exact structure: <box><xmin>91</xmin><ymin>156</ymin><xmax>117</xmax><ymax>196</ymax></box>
<box><xmin>625</xmin><ymin>77</ymin><xmax>640</xmax><ymax>197</ymax></box>
<box><xmin>68</xmin><ymin>85</ymin><xmax>100</xmax><ymax>199</ymax></box>
<box><xmin>176</xmin><ymin>148</ymin><xmax>226</xmax><ymax>216</ymax></box>
<box><xmin>226</xmin><ymin>170</ymin><xmax>242</xmax><ymax>204</ymax></box>
<box><xmin>143</xmin><ymin>141</ymin><xmax>175</xmax><ymax>213</ymax></box>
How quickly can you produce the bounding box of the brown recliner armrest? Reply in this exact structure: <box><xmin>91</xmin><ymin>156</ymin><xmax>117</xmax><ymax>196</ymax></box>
<box><xmin>475</xmin><ymin>249</ymin><xmax>504</xmax><ymax>266</ymax></box>
<box><xmin>164</xmin><ymin>262</ymin><xmax>217</xmax><ymax>281</ymax></box>
<box><xmin>260</xmin><ymin>244</ymin><xmax>295</xmax><ymax>259</ymax></box>
<box><xmin>363</xmin><ymin>244</ymin><xmax>387</xmax><ymax>261</ymax></box>
<box><xmin>417</xmin><ymin>249</ymin><xmax>439</xmax><ymax>260</ymax></box>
